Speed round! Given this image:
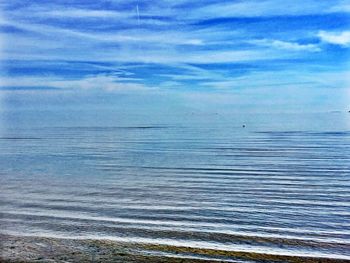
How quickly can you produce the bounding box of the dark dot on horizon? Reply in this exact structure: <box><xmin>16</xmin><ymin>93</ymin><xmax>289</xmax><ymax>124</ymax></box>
<box><xmin>242</xmin><ymin>124</ymin><xmax>246</xmax><ymax>128</ymax></box>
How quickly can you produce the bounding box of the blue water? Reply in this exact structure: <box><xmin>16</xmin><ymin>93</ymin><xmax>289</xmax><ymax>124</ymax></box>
<box><xmin>1</xmin><ymin>111</ymin><xmax>350</xmax><ymax>260</ymax></box>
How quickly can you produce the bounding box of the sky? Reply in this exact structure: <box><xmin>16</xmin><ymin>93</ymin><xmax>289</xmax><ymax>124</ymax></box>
<box><xmin>0</xmin><ymin>0</ymin><xmax>349</xmax><ymax>115</ymax></box>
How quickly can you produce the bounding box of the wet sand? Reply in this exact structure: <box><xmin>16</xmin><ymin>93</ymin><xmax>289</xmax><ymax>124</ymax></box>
<box><xmin>1</xmin><ymin>234</ymin><xmax>349</xmax><ymax>263</ymax></box>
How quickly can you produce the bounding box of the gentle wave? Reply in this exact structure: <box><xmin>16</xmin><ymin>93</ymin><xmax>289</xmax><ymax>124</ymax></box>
<box><xmin>1</xmin><ymin>123</ymin><xmax>349</xmax><ymax>261</ymax></box>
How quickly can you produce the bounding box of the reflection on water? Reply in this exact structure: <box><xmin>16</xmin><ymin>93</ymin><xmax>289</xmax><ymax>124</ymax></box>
<box><xmin>1</xmin><ymin>112</ymin><xmax>350</xmax><ymax>261</ymax></box>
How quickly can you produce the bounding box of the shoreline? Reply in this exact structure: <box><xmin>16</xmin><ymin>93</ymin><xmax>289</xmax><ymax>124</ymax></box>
<box><xmin>1</xmin><ymin>234</ymin><xmax>350</xmax><ymax>263</ymax></box>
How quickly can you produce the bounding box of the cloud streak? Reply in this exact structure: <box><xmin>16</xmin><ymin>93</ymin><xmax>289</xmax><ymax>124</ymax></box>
<box><xmin>318</xmin><ymin>31</ymin><xmax>350</xmax><ymax>46</ymax></box>
<box><xmin>250</xmin><ymin>39</ymin><xmax>321</xmax><ymax>52</ymax></box>
<box><xmin>0</xmin><ymin>74</ymin><xmax>152</xmax><ymax>92</ymax></box>
<box><xmin>188</xmin><ymin>0</ymin><xmax>349</xmax><ymax>19</ymax></box>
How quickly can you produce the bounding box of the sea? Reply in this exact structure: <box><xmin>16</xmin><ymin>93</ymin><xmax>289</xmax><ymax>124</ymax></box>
<box><xmin>1</xmin><ymin>110</ymin><xmax>350</xmax><ymax>261</ymax></box>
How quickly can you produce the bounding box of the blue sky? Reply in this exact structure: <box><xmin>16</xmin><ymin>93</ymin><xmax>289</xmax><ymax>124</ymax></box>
<box><xmin>0</xmin><ymin>0</ymin><xmax>349</xmax><ymax>113</ymax></box>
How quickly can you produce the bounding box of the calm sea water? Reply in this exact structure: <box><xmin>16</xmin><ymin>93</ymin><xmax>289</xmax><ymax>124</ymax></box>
<box><xmin>1</xmin><ymin>111</ymin><xmax>350</xmax><ymax>260</ymax></box>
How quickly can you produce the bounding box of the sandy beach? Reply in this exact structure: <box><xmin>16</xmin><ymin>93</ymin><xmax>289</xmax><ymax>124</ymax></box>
<box><xmin>1</xmin><ymin>234</ymin><xmax>349</xmax><ymax>263</ymax></box>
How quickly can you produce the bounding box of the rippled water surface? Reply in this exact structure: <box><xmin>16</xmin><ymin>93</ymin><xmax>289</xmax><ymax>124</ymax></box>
<box><xmin>1</xmin><ymin>112</ymin><xmax>350</xmax><ymax>261</ymax></box>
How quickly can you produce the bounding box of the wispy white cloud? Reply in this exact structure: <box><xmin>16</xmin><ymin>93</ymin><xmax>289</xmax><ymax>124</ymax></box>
<box><xmin>40</xmin><ymin>8</ymin><xmax>129</xmax><ymax>19</ymax></box>
<box><xmin>318</xmin><ymin>31</ymin><xmax>350</xmax><ymax>47</ymax></box>
<box><xmin>1</xmin><ymin>18</ymin><xmax>203</xmax><ymax>46</ymax></box>
<box><xmin>1</xmin><ymin>1</ymin><xmax>337</xmax><ymax>68</ymax></box>
<box><xmin>250</xmin><ymin>39</ymin><xmax>321</xmax><ymax>52</ymax></box>
<box><xmin>189</xmin><ymin>0</ymin><xmax>348</xmax><ymax>19</ymax></box>
<box><xmin>1</xmin><ymin>19</ymin><xmax>291</xmax><ymax>64</ymax></box>
<box><xmin>1</xmin><ymin>0</ymin><xmax>348</xmax><ymax>114</ymax></box>
<box><xmin>7</xmin><ymin>3</ymin><xmax>173</xmax><ymax>26</ymax></box>
<box><xmin>329</xmin><ymin>0</ymin><xmax>350</xmax><ymax>13</ymax></box>
<box><xmin>0</xmin><ymin>75</ymin><xmax>152</xmax><ymax>92</ymax></box>
<box><xmin>1</xmin><ymin>45</ymin><xmax>282</xmax><ymax>64</ymax></box>
<box><xmin>199</xmin><ymin>70</ymin><xmax>350</xmax><ymax>90</ymax></box>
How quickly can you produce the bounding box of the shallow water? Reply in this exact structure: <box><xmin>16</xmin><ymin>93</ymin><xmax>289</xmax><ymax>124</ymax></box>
<box><xmin>1</xmin><ymin>112</ymin><xmax>350</xmax><ymax>261</ymax></box>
